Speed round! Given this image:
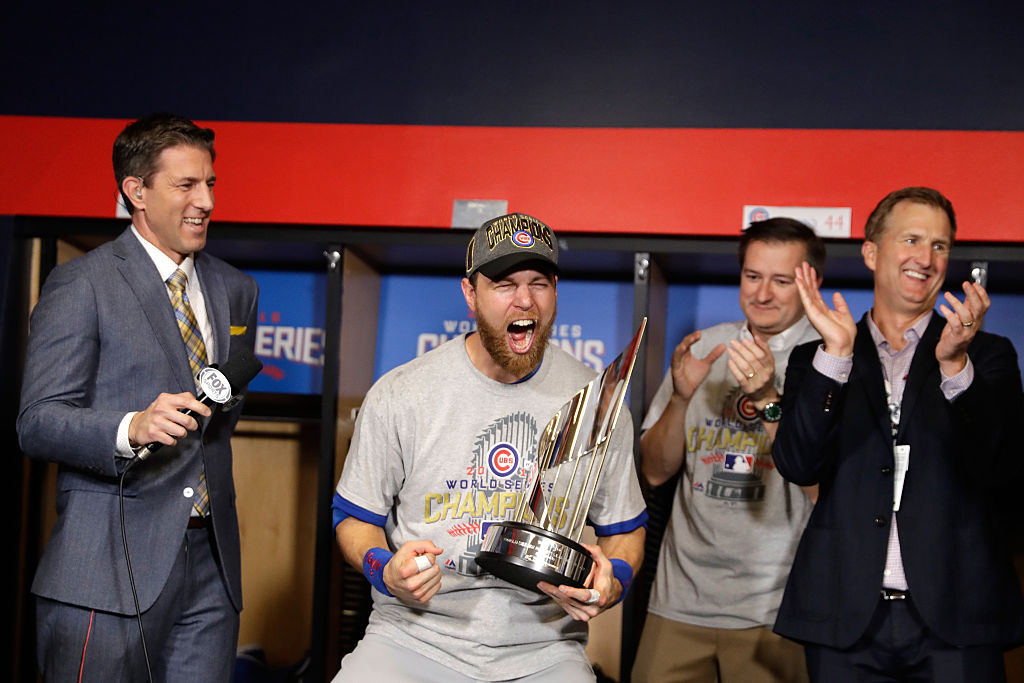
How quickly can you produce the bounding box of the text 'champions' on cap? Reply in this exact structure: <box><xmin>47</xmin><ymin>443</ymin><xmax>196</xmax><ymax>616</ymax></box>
<box><xmin>465</xmin><ymin>213</ymin><xmax>559</xmax><ymax>280</ymax></box>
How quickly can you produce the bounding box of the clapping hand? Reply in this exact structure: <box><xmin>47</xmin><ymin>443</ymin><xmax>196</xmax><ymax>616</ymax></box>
<box><xmin>794</xmin><ymin>262</ymin><xmax>856</xmax><ymax>358</ymax></box>
<box><xmin>935</xmin><ymin>281</ymin><xmax>989</xmax><ymax>374</ymax></box>
<box><xmin>669</xmin><ymin>330</ymin><xmax>726</xmax><ymax>401</ymax></box>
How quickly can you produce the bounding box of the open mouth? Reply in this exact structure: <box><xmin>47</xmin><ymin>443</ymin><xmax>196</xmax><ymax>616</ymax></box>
<box><xmin>507</xmin><ymin>318</ymin><xmax>537</xmax><ymax>354</ymax></box>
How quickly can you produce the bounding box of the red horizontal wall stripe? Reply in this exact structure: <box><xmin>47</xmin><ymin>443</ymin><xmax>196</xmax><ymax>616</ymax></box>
<box><xmin>1</xmin><ymin>116</ymin><xmax>1021</xmax><ymax>241</ymax></box>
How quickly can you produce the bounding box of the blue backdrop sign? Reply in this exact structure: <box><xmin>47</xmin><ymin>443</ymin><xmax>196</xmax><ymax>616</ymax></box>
<box><xmin>374</xmin><ymin>275</ymin><xmax>634</xmax><ymax>380</ymax></box>
<box><xmin>240</xmin><ymin>269</ymin><xmax>1024</xmax><ymax>395</ymax></box>
<box><xmin>245</xmin><ymin>270</ymin><xmax>326</xmax><ymax>394</ymax></box>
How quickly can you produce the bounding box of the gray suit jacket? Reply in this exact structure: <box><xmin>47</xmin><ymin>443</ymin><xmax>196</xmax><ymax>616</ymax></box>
<box><xmin>18</xmin><ymin>227</ymin><xmax>258</xmax><ymax>615</ymax></box>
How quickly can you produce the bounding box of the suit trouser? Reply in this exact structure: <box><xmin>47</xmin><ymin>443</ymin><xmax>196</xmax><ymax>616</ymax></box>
<box><xmin>804</xmin><ymin>594</ymin><xmax>1005</xmax><ymax>683</ymax></box>
<box><xmin>36</xmin><ymin>527</ymin><xmax>238</xmax><ymax>683</ymax></box>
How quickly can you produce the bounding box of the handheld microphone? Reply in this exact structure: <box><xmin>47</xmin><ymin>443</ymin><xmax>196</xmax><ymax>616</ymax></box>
<box><xmin>135</xmin><ymin>349</ymin><xmax>263</xmax><ymax>461</ymax></box>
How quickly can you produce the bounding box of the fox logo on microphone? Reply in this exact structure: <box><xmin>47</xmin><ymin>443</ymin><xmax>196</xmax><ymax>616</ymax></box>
<box><xmin>197</xmin><ymin>367</ymin><xmax>233</xmax><ymax>404</ymax></box>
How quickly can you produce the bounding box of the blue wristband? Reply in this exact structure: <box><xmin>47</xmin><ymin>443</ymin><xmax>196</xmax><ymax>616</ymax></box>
<box><xmin>610</xmin><ymin>558</ymin><xmax>633</xmax><ymax>605</ymax></box>
<box><xmin>363</xmin><ymin>547</ymin><xmax>394</xmax><ymax>597</ymax></box>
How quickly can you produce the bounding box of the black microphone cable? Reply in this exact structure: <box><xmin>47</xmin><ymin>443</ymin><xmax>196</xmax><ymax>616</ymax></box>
<box><xmin>113</xmin><ymin>350</ymin><xmax>262</xmax><ymax>683</ymax></box>
<box><xmin>119</xmin><ymin>455</ymin><xmax>154</xmax><ymax>683</ymax></box>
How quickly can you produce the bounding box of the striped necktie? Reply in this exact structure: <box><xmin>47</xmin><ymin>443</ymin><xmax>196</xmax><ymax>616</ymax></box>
<box><xmin>166</xmin><ymin>268</ymin><xmax>210</xmax><ymax>517</ymax></box>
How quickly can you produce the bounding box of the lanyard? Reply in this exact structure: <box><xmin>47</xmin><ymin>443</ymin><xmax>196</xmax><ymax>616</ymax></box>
<box><xmin>883</xmin><ymin>377</ymin><xmax>909</xmax><ymax>512</ymax></box>
<box><xmin>883</xmin><ymin>378</ymin><xmax>900</xmax><ymax>441</ymax></box>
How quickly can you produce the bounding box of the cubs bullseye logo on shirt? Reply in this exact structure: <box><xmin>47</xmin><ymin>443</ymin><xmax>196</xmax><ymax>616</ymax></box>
<box><xmin>512</xmin><ymin>230</ymin><xmax>535</xmax><ymax>248</ymax></box>
<box><xmin>488</xmin><ymin>443</ymin><xmax>520</xmax><ymax>477</ymax></box>
<box><xmin>737</xmin><ymin>395</ymin><xmax>759</xmax><ymax>422</ymax></box>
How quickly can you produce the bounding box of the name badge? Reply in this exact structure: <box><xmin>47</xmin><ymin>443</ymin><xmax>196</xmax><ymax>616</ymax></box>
<box><xmin>893</xmin><ymin>444</ymin><xmax>910</xmax><ymax>512</ymax></box>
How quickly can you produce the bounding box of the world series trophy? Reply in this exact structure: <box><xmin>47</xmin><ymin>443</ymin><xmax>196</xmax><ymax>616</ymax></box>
<box><xmin>475</xmin><ymin>318</ymin><xmax>646</xmax><ymax>591</ymax></box>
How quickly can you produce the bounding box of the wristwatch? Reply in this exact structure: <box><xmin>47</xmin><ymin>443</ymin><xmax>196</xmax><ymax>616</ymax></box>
<box><xmin>759</xmin><ymin>401</ymin><xmax>782</xmax><ymax>423</ymax></box>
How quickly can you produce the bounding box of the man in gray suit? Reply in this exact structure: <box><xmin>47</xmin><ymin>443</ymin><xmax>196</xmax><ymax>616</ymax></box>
<box><xmin>18</xmin><ymin>113</ymin><xmax>259</xmax><ymax>682</ymax></box>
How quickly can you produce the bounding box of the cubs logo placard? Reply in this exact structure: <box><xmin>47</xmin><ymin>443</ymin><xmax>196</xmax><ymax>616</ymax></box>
<box><xmin>748</xmin><ymin>207</ymin><xmax>770</xmax><ymax>223</ymax></box>
<box><xmin>487</xmin><ymin>443</ymin><xmax>519</xmax><ymax>477</ymax></box>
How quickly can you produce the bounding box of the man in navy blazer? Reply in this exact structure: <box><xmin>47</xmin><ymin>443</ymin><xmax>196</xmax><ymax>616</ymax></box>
<box><xmin>18</xmin><ymin>113</ymin><xmax>259</xmax><ymax>682</ymax></box>
<box><xmin>772</xmin><ymin>186</ymin><xmax>1024</xmax><ymax>681</ymax></box>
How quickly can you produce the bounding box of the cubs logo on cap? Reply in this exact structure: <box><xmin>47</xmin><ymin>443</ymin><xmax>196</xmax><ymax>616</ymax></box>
<box><xmin>466</xmin><ymin>213</ymin><xmax>559</xmax><ymax>280</ymax></box>
<box><xmin>511</xmin><ymin>230</ymin><xmax>535</xmax><ymax>248</ymax></box>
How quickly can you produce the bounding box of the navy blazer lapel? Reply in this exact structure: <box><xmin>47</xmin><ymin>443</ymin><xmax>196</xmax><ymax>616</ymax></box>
<box><xmin>852</xmin><ymin>315</ymin><xmax>893</xmax><ymax>445</ymax></box>
<box><xmin>895</xmin><ymin>312</ymin><xmax>943</xmax><ymax>442</ymax></box>
<box><xmin>111</xmin><ymin>229</ymin><xmax>194</xmax><ymax>393</ymax></box>
<box><xmin>195</xmin><ymin>252</ymin><xmax>229</xmax><ymax>366</ymax></box>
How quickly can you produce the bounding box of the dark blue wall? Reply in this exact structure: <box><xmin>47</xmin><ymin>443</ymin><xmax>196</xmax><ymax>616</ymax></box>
<box><xmin>3</xmin><ymin>2</ymin><xmax>1022</xmax><ymax>129</ymax></box>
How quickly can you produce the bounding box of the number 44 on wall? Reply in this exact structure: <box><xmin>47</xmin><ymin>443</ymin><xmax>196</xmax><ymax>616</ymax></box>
<box><xmin>742</xmin><ymin>205</ymin><xmax>852</xmax><ymax>238</ymax></box>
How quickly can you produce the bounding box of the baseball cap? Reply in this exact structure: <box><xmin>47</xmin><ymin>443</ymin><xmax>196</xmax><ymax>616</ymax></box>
<box><xmin>465</xmin><ymin>213</ymin><xmax>560</xmax><ymax>280</ymax></box>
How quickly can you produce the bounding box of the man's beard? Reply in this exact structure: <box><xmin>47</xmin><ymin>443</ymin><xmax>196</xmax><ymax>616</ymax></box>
<box><xmin>476</xmin><ymin>306</ymin><xmax>556</xmax><ymax>378</ymax></box>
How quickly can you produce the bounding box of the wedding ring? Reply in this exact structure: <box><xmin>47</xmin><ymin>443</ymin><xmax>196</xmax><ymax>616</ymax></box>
<box><xmin>746</xmin><ymin>371</ymin><xmax>756</xmax><ymax>379</ymax></box>
<box><xmin>414</xmin><ymin>555</ymin><xmax>432</xmax><ymax>572</ymax></box>
<box><xmin>584</xmin><ymin>588</ymin><xmax>601</xmax><ymax>605</ymax></box>
<box><xmin>962</xmin><ymin>320</ymin><xmax>974</xmax><ymax>327</ymax></box>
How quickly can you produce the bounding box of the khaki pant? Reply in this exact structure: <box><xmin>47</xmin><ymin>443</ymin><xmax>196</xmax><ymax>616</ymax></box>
<box><xmin>632</xmin><ymin>613</ymin><xmax>808</xmax><ymax>683</ymax></box>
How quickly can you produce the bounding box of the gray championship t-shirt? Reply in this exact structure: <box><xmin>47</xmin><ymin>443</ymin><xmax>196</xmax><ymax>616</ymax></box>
<box><xmin>641</xmin><ymin>318</ymin><xmax>817</xmax><ymax>629</ymax></box>
<box><xmin>337</xmin><ymin>335</ymin><xmax>647</xmax><ymax>679</ymax></box>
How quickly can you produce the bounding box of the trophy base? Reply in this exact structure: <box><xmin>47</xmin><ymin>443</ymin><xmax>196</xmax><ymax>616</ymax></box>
<box><xmin>475</xmin><ymin>521</ymin><xmax>593</xmax><ymax>592</ymax></box>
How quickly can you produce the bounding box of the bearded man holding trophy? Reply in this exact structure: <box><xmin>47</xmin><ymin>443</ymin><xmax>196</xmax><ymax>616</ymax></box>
<box><xmin>330</xmin><ymin>213</ymin><xmax>647</xmax><ymax>683</ymax></box>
